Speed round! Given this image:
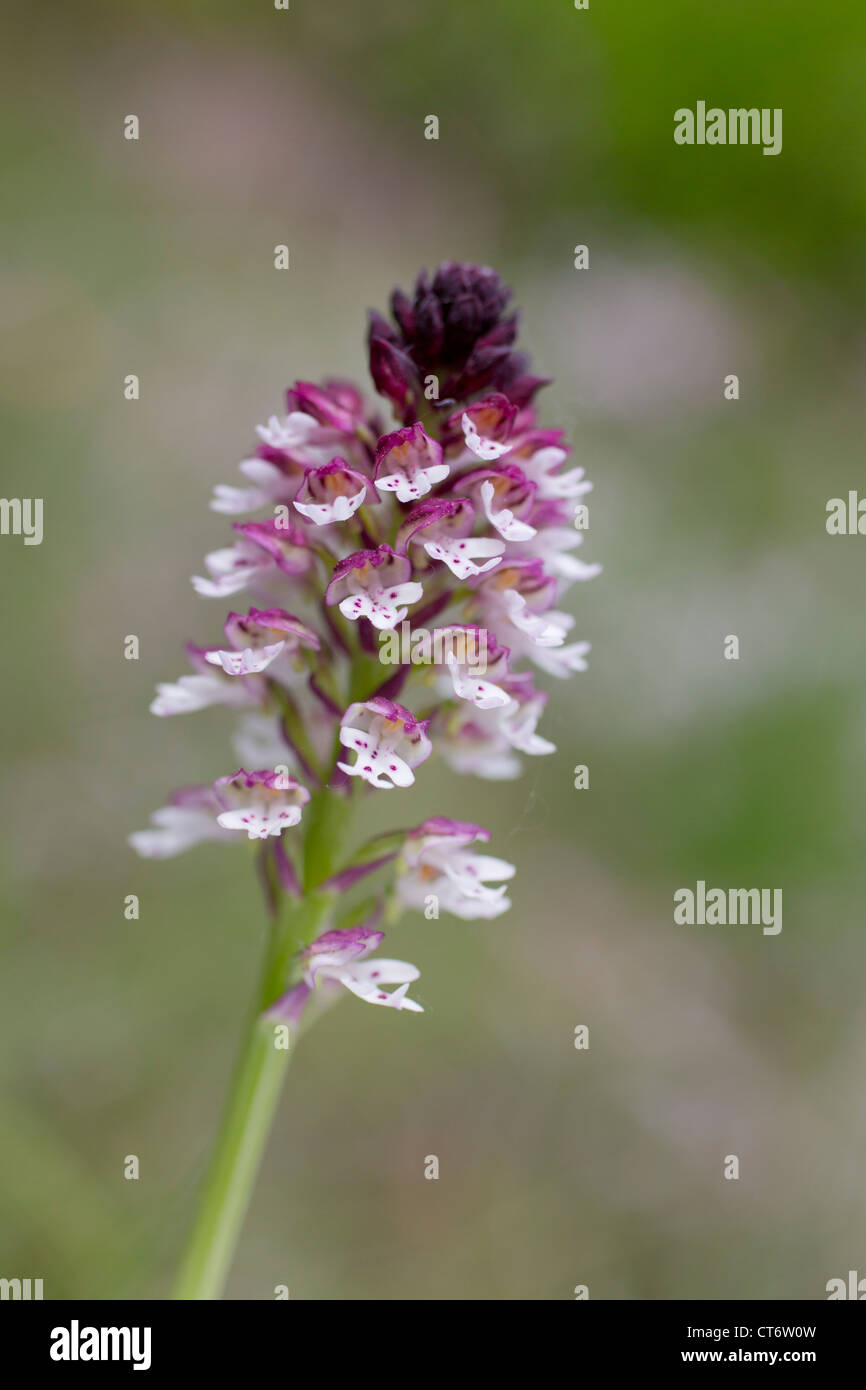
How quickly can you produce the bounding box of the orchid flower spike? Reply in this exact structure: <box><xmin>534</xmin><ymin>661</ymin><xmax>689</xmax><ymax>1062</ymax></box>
<box><xmin>132</xmin><ymin>261</ymin><xmax>598</xmax><ymax>1022</ymax></box>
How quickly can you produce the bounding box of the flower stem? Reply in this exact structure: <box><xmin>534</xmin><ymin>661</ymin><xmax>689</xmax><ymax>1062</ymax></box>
<box><xmin>171</xmin><ymin>1003</ymin><xmax>291</xmax><ymax>1300</ymax></box>
<box><xmin>172</xmin><ymin>813</ymin><xmax>346</xmax><ymax>1299</ymax></box>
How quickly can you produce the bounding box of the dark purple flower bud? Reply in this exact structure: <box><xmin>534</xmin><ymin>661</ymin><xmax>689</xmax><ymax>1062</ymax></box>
<box><xmin>504</xmin><ymin>371</ymin><xmax>552</xmax><ymax>408</ymax></box>
<box><xmin>413</xmin><ymin>291</ymin><xmax>444</xmax><ymax>359</ymax></box>
<box><xmin>368</xmin><ymin>310</ymin><xmax>399</xmax><ymax>346</ymax></box>
<box><xmin>475</xmin><ymin>313</ymin><xmax>520</xmax><ymax>350</ymax></box>
<box><xmin>369</xmin><ymin>262</ymin><xmax>546</xmax><ymax>423</ymax></box>
<box><xmin>390</xmin><ymin>289</ymin><xmax>415</xmax><ymax>340</ymax></box>
<box><xmin>368</xmin><ymin>331</ymin><xmax>418</xmax><ymax>417</ymax></box>
<box><xmin>458</xmin><ymin>343</ymin><xmax>516</xmax><ymax>397</ymax></box>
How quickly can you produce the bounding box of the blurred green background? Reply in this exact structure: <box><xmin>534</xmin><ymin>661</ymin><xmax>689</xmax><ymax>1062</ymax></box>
<box><xmin>2</xmin><ymin>0</ymin><xmax>866</xmax><ymax>1299</ymax></box>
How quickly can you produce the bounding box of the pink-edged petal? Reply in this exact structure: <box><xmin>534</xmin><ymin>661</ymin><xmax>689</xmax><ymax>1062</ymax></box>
<box><xmin>255</xmin><ymin>412</ymin><xmax>320</xmax><ymax>449</ymax></box>
<box><xmin>205</xmin><ymin>640</ymin><xmax>286</xmax><ymax>676</ymax></box>
<box><xmin>499</xmin><ymin>701</ymin><xmax>557</xmax><ymax>755</ymax></box>
<box><xmin>192</xmin><ymin>544</ymin><xmax>270</xmax><ymax>598</ymax></box>
<box><xmin>150</xmin><ymin>674</ymin><xmax>255</xmax><ymax>715</ymax></box>
<box><xmin>210</xmin><ymin>483</ymin><xmax>271</xmax><ymax>515</ymax></box>
<box><xmin>480</xmin><ymin>480</ymin><xmax>537</xmax><ymax>541</ymax></box>
<box><xmin>530</xmin><ymin>639</ymin><xmax>591</xmax><ymax>678</ymax></box>
<box><xmin>346</xmin><ymin>958</ymin><xmax>421</xmax><ymax>986</ymax></box>
<box><xmin>337</xmin><ymin>728</ymin><xmax>416</xmax><ymax>789</ymax></box>
<box><xmin>423</xmin><ymin>535</ymin><xmax>504</xmax><ymax>579</ymax></box>
<box><xmin>462</xmin><ymin>411</ymin><xmax>512</xmax><ymax>460</ymax></box>
<box><xmin>128</xmin><ymin>805</ymin><xmax>234</xmax><ymax>858</ymax></box>
<box><xmin>217</xmin><ymin>802</ymin><xmax>303</xmax><ymax>838</ymax></box>
<box><xmin>445</xmin><ymin>653</ymin><xmax>511</xmax><ymax>710</ymax></box>
<box><xmin>293</xmin><ymin>484</ymin><xmax>366</xmax><ymax>526</ymax></box>
<box><xmin>338</xmin><ymin>580</ymin><xmax>423</xmax><ymax>630</ymax></box>
<box><xmin>501</xmin><ymin>590</ymin><xmax>567</xmax><ymax>645</ymax></box>
<box><xmin>338</xmin><ymin>967</ymin><xmax>424</xmax><ymax>1011</ymax></box>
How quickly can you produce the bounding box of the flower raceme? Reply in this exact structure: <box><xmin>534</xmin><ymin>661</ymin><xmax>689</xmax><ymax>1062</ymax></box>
<box><xmin>130</xmin><ymin>263</ymin><xmax>599</xmax><ymax>1024</ymax></box>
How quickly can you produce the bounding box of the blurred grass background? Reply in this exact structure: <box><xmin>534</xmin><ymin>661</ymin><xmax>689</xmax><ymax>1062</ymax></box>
<box><xmin>1</xmin><ymin>0</ymin><xmax>866</xmax><ymax>1299</ymax></box>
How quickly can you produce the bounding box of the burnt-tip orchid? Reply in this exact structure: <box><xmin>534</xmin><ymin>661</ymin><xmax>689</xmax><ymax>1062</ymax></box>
<box><xmin>134</xmin><ymin>263</ymin><xmax>599</xmax><ymax>1300</ymax></box>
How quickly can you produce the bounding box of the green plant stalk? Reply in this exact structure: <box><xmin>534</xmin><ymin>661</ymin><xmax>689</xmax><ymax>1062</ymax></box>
<box><xmin>172</xmin><ymin>791</ymin><xmax>352</xmax><ymax>1300</ymax></box>
<box><xmin>170</xmin><ymin>1004</ymin><xmax>292</xmax><ymax>1300</ymax></box>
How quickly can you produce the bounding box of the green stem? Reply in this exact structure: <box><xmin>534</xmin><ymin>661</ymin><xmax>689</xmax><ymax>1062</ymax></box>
<box><xmin>171</xmin><ymin>1003</ymin><xmax>291</xmax><ymax>1300</ymax></box>
<box><xmin>172</xmin><ymin>807</ymin><xmax>350</xmax><ymax>1300</ymax></box>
